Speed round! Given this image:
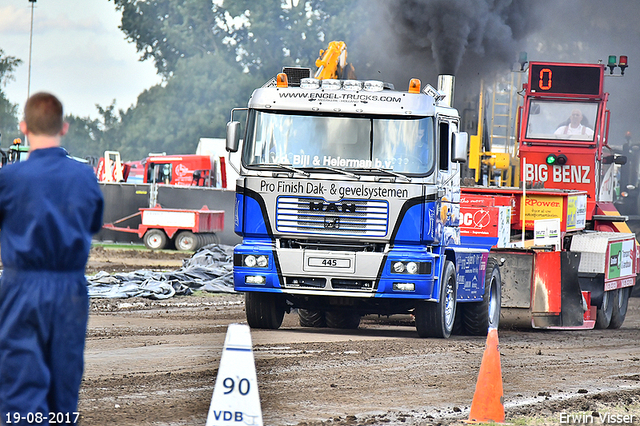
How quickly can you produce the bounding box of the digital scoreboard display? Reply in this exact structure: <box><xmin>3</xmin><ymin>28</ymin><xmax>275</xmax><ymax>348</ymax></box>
<box><xmin>529</xmin><ymin>63</ymin><xmax>603</xmax><ymax>96</ymax></box>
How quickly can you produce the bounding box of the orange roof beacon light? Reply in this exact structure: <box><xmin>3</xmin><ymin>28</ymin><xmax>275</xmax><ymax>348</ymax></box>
<box><xmin>408</xmin><ymin>78</ymin><xmax>421</xmax><ymax>94</ymax></box>
<box><xmin>12</xmin><ymin>138</ymin><xmax>21</xmax><ymax>146</ymax></box>
<box><xmin>276</xmin><ymin>72</ymin><xmax>289</xmax><ymax>88</ymax></box>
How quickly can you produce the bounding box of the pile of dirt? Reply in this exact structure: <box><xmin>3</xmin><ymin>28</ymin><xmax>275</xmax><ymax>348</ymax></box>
<box><xmin>86</xmin><ymin>246</ymin><xmax>189</xmax><ymax>274</ymax></box>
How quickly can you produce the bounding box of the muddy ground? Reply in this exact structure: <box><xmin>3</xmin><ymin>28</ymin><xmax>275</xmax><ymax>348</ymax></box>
<box><xmin>77</xmin><ymin>246</ymin><xmax>640</xmax><ymax>425</ymax></box>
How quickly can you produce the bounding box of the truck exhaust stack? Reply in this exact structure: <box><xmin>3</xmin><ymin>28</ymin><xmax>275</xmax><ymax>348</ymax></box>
<box><xmin>437</xmin><ymin>74</ymin><xmax>455</xmax><ymax>107</ymax></box>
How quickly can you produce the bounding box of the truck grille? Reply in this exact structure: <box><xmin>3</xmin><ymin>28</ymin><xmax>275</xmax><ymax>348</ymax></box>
<box><xmin>276</xmin><ymin>196</ymin><xmax>389</xmax><ymax>237</ymax></box>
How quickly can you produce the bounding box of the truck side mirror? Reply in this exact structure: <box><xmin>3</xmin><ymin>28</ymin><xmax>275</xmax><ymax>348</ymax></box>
<box><xmin>451</xmin><ymin>132</ymin><xmax>468</xmax><ymax>163</ymax></box>
<box><xmin>226</xmin><ymin>121</ymin><xmax>241</xmax><ymax>153</ymax></box>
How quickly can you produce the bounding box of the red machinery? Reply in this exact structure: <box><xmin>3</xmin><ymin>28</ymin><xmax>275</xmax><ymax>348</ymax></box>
<box><xmin>518</xmin><ymin>61</ymin><xmax>629</xmax><ymax>226</ymax></box>
<box><xmin>461</xmin><ymin>58</ymin><xmax>637</xmax><ymax>330</ymax></box>
<box><xmin>144</xmin><ymin>154</ymin><xmax>227</xmax><ymax>188</ymax></box>
<box><xmin>103</xmin><ymin>206</ymin><xmax>224</xmax><ymax>251</ymax></box>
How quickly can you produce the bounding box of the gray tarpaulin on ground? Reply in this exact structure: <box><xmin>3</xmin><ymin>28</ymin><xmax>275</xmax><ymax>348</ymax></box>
<box><xmin>86</xmin><ymin>245</ymin><xmax>234</xmax><ymax>299</ymax></box>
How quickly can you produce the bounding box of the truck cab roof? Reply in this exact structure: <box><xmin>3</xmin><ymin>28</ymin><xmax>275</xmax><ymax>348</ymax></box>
<box><xmin>248</xmin><ymin>81</ymin><xmax>457</xmax><ymax>118</ymax></box>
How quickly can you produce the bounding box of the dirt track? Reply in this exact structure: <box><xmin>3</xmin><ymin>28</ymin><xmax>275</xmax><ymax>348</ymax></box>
<box><xmin>78</xmin><ymin>247</ymin><xmax>640</xmax><ymax>425</ymax></box>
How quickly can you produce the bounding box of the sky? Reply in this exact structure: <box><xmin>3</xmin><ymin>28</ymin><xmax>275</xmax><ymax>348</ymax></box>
<box><xmin>0</xmin><ymin>0</ymin><xmax>162</xmax><ymax>120</ymax></box>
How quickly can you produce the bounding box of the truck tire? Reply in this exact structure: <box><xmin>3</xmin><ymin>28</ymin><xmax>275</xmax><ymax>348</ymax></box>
<box><xmin>325</xmin><ymin>311</ymin><xmax>360</xmax><ymax>329</ymax></box>
<box><xmin>143</xmin><ymin>229</ymin><xmax>168</xmax><ymax>250</ymax></box>
<box><xmin>595</xmin><ymin>289</ymin><xmax>615</xmax><ymax>329</ymax></box>
<box><xmin>608</xmin><ymin>287</ymin><xmax>631</xmax><ymax>329</ymax></box>
<box><xmin>245</xmin><ymin>292</ymin><xmax>285</xmax><ymax>329</ymax></box>
<box><xmin>463</xmin><ymin>258</ymin><xmax>501</xmax><ymax>335</ymax></box>
<box><xmin>451</xmin><ymin>309</ymin><xmax>464</xmax><ymax>335</ymax></box>
<box><xmin>175</xmin><ymin>231</ymin><xmax>198</xmax><ymax>251</ymax></box>
<box><xmin>298</xmin><ymin>309</ymin><xmax>326</xmax><ymax>327</ymax></box>
<box><xmin>415</xmin><ymin>260</ymin><xmax>457</xmax><ymax>338</ymax></box>
<box><xmin>198</xmin><ymin>233</ymin><xmax>219</xmax><ymax>247</ymax></box>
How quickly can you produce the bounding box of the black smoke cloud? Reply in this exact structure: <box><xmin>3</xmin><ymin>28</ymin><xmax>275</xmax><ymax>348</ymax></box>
<box><xmin>349</xmin><ymin>0</ymin><xmax>542</xmax><ymax>103</ymax></box>
<box><xmin>348</xmin><ymin>0</ymin><xmax>640</xmax><ymax>147</ymax></box>
<box><xmin>390</xmin><ymin>0</ymin><xmax>539</xmax><ymax>75</ymax></box>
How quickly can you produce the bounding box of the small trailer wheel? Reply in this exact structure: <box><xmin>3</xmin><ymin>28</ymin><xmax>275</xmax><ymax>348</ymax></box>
<box><xmin>175</xmin><ymin>231</ymin><xmax>198</xmax><ymax>251</ymax></box>
<box><xmin>143</xmin><ymin>229</ymin><xmax>168</xmax><ymax>250</ymax></box>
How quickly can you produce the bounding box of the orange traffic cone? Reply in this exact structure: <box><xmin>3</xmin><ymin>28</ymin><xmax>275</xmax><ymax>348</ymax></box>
<box><xmin>466</xmin><ymin>327</ymin><xmax>505</xmax><ymax>423</ymax></box>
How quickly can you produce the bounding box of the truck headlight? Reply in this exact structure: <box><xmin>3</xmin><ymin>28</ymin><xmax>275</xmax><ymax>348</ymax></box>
<box><xmin>393</xmin><ymin>261</ymin><xmax>405</xmax><ymax>273</ymax></box>
<box><xmin>393</xmin><ymin>282</ymin><xmax>415</xmax><ymax>291</ymax></box>
<box><xmin>406</xmin><ymin>262</ymin><xmax>418</xmax><ymax>274</ymax></box>
<box><xmin>390</xmin><ymin>261</ymin><xmax>431</xmax><ymax>275</ymax></box>
<box><xmin>245</xmin><ymin>276</ymin><xmax>266</xmax><ymax>285</ymax></box>
<box><xmin>256</xmin><ymin>255</ymin><xmax>268</xmax><ymax>267</ymax></box>
<box><xmin>244</xmin><ymin>255</ymin><xmax>257</xmax><ymax>267</ymax></box>
<box><xmin>241</xmin><ymin>254</ymin><xmax>270</xmax><ymax>268</ymax></box>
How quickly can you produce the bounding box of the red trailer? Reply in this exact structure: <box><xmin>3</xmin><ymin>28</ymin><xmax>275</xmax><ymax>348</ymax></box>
<box><xmin>103</xmin><ymin>206</ymin><xmax>224</xmax><ymax>251</ymax></box>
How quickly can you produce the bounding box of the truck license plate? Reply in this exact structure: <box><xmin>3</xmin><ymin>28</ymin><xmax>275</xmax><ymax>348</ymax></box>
<box><xmin>307</xmin><ymin>257</ymin><xmax>351</xmax><ymax>268</ymax></box>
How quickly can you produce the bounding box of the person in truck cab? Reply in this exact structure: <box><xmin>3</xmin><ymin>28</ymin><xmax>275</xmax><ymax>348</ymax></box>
<box><xmin>554</xmin><ymin>108</ymin><xmax>594</xmax><ymax>139</ymax></box>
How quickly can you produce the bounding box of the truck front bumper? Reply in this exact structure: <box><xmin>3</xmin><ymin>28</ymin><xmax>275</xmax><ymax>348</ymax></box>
<box><xmin>233</xmin><ymin>242</ymin><xmax>440</xmax><ymax>300</ymax></box>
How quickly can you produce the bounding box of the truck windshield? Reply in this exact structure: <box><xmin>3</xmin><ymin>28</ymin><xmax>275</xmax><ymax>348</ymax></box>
<box><xmin>525</xmin><ymin>100</ymin><xmax>598</xmax><ymax>142</ymax></box>
<box><xmin>242</xmin><ymin>111</ymin><xmax>435</xmax><ymax>175</ymax></box>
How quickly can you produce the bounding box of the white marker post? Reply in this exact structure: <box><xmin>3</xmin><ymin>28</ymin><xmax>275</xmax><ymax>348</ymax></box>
<box><xmin>206</xmin><ymin>324</ymin><xmax>263</xmax><ymax>426</ymax></box>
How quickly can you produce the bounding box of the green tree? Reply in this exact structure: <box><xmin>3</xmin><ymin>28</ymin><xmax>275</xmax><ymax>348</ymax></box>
<box><xmin>108</xmin><ymin>0</ymin><xmax>370</xmax><ymax>159</ymax></box>
<box><xmin>223</xmin><ymin>0</ymin><xmax>363</xmax><ymax>75</ymax></box>
<box><xmin>111</xmin><ymin>0</ymin><xmax>365</xmax><ymax>78</ymax></box>
<box><xmin>111</xmin><ymin>0</ymin><xmax>234</xmax><ymax>77</ymax></box>
<box><xmin>114</xmin><ymin>53</ymin><xmax>262</xmax><ymax>160</ymax></box>
<box><xmin>63</xmin><ymin>98</ymin><xmax>136</xmax><ymax>161</ymax></box>
<box><xmin>62</xmin><ymin>114</ymin><xmax>103</xmax><ymax>160</ymax></box>
<box><xmin>0</xmin><ymin>49</ymin><xmax>23</xmax><ymax>149</ymax></box>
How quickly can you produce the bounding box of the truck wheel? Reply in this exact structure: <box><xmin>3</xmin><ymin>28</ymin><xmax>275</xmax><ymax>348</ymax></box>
<box><xmin>298</xmin><ymin>309</ymin><xmax>326</xmax><ymax>327</ymax></box>
<box><xmin>196</xmin><ymin>233</ymin><xmax>218</xmax><ymax>248</ymax></box>
<box><xmin>595</xmin><ymin>289</ymin><xmax>615</xmax><ymax>329</ymax></box>
<box><xmin>245</xmin><ymin>292</ymin><xmax>285</xmax><ymax>329</ymax></box>
<box><xmin>463</xmin><ymin>258</ymin><xmax>501</xmax><ymax>335</ymax></box>
<box><xmin>415</xmin><ymin>260</ymin><xmax>457</xmax><ymax>338</ymax></box>
<box><xmin>451</xmin><ymin>308</ymin><xmax>464</xmax><ymax>335</ymax></box>
<box><xmin>325</xmin><ymin>311</ymin><xmax>360</xmax><ymax>329</ymax></box>
<box><xmin>175</xmin><ymin>231</ymin><xmax>198</xmax><ymax>251</ymax></box>
<box><xmin>207</xmin><ymin>233</ymin><xmax>219</xmax><ymax>246</ymax></box>
<box><xmin>609</xmin><ymin>287</ymin><xmax>631</xmax><ymax>329</ymax></box>
<box><xmin>143</xmin><ymin>229</ymin><xmax>167</xmax><ymax>250</ymax></box>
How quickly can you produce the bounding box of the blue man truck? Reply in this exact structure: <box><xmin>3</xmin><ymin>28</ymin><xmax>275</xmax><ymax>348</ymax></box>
<box><xmin>226</xmin><ymin>69</ymin><xmax>500</xmax><ymax>338</ymax></box>
<box><xmin>226</xmin><ymin>58</ymin><xmax>638</xmax><ymax>338</ymax></box>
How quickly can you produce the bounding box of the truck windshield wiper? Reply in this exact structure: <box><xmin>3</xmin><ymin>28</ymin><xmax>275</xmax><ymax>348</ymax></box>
<box><xmin>264</xmin><ymin>163</ymin><xmax>310</xmax><ymax>177</ymax></box>
<box><xmin>308</xmin><ymin>166</ymin><xmax>360</xmax><ymax>179</ymax></box>
<box><xmin>351</xmin><ymin>168</ymin><xmax>412</xmax><ymax>182</ymax></box>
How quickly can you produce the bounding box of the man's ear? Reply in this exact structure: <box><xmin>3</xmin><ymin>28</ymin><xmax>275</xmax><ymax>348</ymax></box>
<box><xmin>19</xmin><ymin>121</ymin><xmax>28</xmax><ymax>135</ymax></box>
<box><xmin>60</xmin><ymin>121</ymin><xmax>69</xmax><ymax>136</ymax></box>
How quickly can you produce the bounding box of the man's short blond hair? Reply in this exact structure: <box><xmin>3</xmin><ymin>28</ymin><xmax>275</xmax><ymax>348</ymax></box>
<box><xmin>24</xmin><ymin>92</ymin><xmax>64</xmax><ymax>136</ymax></box>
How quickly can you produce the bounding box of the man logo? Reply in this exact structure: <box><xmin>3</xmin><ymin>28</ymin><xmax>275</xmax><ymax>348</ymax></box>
<box><xmin>324</xmin><ymin>217</ymin><xmax>340</xmax><ymax>229</ymax></box>
<box><xmin>309</xmin><ymin>201</ymin><xmax>357</xmax><ymax>213</ymax></box>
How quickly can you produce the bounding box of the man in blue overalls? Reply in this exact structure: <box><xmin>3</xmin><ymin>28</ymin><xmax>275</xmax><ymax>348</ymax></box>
<box><xmin>0</xmin><ymin>92</ymin><xmax>104</xmax><ymax>425</ymax></box>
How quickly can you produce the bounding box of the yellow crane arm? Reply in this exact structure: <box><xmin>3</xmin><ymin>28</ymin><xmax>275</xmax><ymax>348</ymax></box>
<box><xmin>314</xmin><ymin>41</ymin><xmax>348</xmax><ymax>80</ymax></box>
